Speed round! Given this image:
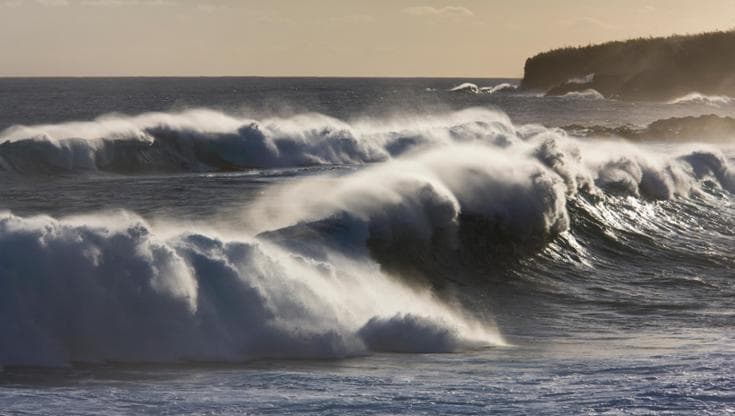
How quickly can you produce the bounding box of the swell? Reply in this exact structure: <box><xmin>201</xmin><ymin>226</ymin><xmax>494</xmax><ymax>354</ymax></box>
<box><xmin>1</xmin><ymin>108</ymin><xmax>735</xmax><ymax>366</ymax></box>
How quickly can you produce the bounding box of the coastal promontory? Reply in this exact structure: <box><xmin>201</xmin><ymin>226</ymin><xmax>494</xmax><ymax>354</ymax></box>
<box><xmin>521</xmin><ymin>30</ymin><xmax>735</xmax><ymax>100</ymax></box>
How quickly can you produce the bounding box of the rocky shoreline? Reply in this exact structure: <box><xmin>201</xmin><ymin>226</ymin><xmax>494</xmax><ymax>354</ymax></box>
<box><xmin>562</xmin><ymin>114</ymin><xmax>735</xmax><ymax>141</ymax></box>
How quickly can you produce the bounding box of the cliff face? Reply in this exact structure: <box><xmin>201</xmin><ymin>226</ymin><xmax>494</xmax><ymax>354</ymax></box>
<box><xmin>522</xmin><ymin>31</ymin><xmax>735</xmax><ymax>100</ymax></box>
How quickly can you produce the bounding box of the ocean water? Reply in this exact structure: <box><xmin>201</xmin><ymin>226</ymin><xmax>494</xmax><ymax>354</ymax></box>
<box><xmin>0</xmin><ymin>78</ymin><xmax>734</xmax><ymax>415</ymax></box>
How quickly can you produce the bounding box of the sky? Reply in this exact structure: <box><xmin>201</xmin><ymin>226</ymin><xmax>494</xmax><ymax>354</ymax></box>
<box><xmin>1</xmin><ymin>0</ymin><xmax>734</xmax><ymax>77</ymax></box>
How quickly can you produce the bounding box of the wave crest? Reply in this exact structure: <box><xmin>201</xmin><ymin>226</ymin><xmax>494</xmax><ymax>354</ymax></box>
<box><xmin>0</xmin><ymin>109</ymin><xmax>517</xmax><ymax>174</ymax></box>
<box><xmin>449</xmin><ymin>82</ymin><xmax>517</xmax><ymax>95</ymax></box>
<box><xmin>667</xmin><ymin>92</ymin><xmax>735</xmax><ymax>106</ymax></box>
<box><xmin>560</xmin><ymin>89</ymin><xmax>605</xmax><ymax>100</ymax></box>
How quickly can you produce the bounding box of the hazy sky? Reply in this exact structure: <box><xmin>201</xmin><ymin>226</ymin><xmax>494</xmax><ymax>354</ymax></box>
<box><xmin>1</xmin><ymin>0</ymin><xmax>734</xmax><ymax>77</ymax></box>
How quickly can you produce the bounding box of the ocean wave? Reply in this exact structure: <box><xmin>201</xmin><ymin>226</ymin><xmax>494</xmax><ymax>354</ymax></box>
<box><xmin>2</xmin><ymin>109</ymin><xmax>735</xmax><ymax>366</ymax></box>
<box><xmin>449</xmin><ymin>82</ymin><xmax>482</xmax><ymax>94</ymax></box>
<box><xmin>0</xmin><ymin>108</ymin><xmax>515</xmax><ymax>174</ymax></box>
<box><xmin>667</xmin><ymin>92</ymin><xmax>735</xmax><ymax>106</ymax></box>
<box><xmin>567</xmin><ymin>73</ymin><xmax>595</xmax><ymax>84</ymax></box>
<box><xmin>0</xmin><ymin>209</ymin><xmax>503</xmax><ymax>367</ymax></box>
<box><xmin>449</xmin><ymin>82</ymin><xmax>517</xmax><ymax>95</ymax></box>
<box><xmin>480</xmin><ymin>83</ymin><xmax>517</xmax><ymax>94</ymax></box>
<box><xmin>1</xmin><ymin>108</ymin><xmax>732</xmax><ymax>199</ymax></box>
<box><xmin>251</xmin><ymin>144</ymin><xmax>571</xmax><ymax>285</ymax></box>
<box><xmin>244</xmin><ymin>133</ymin><xmax>735</xmax><ymax>288</ymax></box>
<box><xmin>560</xmin><ymin>89</ymin><xmax>605</xmax><ymax>100</ymax></box>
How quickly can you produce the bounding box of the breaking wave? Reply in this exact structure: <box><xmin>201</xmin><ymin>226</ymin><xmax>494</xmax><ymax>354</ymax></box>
<box><xmin>567</xmin><ymin>73</ymin><xmax>595</xmax><ymax>84</ymax></box>
<box><xmin>667</xmin><ymin>92</ymin><xmax>735</xmax><ymax>107</ymax></box>
<box><xmin>0</xmin><ymin>109</ymin><xmax>515</xmax><ymax>174</ymax></box>
<box><xmin>449</xmin><ymin>82</ymin><xmax>516</xmax><ymax>95</ymax></box>
<box><xmin>560</xmin><ymin>89</ymin><xmax>605</xmax><ymax>100</ymax></box>
<box><xmin>1</xmin><ymin>107</ymin><xmax>734</xmax><ymax>367</ymax></box>
<box><xmin>0</xmin><ymin>209</ymin><xmax>503</xmax><ymax>367</ymax></box>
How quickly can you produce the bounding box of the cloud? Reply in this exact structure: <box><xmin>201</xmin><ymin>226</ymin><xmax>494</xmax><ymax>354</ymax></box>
<box><xmin>402</xmin><ymin>5</ymin><xmax>474</xmax><ymax>18</ymax></box>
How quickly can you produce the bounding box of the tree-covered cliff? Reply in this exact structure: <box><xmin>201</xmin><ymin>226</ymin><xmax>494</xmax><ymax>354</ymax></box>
<box><xmin>521</xmin><ymin>30</ymin><xmax>735</xmax><ymax>100</ymax></box>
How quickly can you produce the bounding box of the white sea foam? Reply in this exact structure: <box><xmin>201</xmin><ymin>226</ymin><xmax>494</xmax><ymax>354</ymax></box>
<box><xmin>449</xmin><ymin>82</ymin><xmax>481</xmax><ymax>94</ymax></box>
<box><xmin>0</xmin><ymin>108</ymin><xmax>515</xmax><ymax>173</ymax></box>
<box><xmin>560</xmin><ymin>89</ymin><xmax>605</xmax><ymax>100</ymax></box>
<box><xmin>667</xmin><ymin>92</ymin><xmax>734</xmax><ymax>107</ymax></box>
<box><xmin>480</xmin><ymin>83</ymin><xmax>517</xmax><ymax>94</ymax></box>
<box><xmin>0</xmin><ymin>209</ymin><xmax>504</xmax><ymax>367</ymax></box>
<box><xmin>449</xmin><ymin>82</ymin><xmax>516</xmax><ymax>95</ymax></box>
<box><xmin>1</xmin><ymin>107</ymin><xmax>731</xmax><ymax>199</ymax></box>
<box><xmin>567</xmin><ymin>73</ymin><xmax>595</xmax><ymax>84</ymax></box>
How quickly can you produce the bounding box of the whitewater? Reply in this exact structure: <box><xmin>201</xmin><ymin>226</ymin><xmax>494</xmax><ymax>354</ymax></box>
<box><xmin>0</xmin><ymin>77</ymin><xmax>733</xmax><ymax>415</ymax></box>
